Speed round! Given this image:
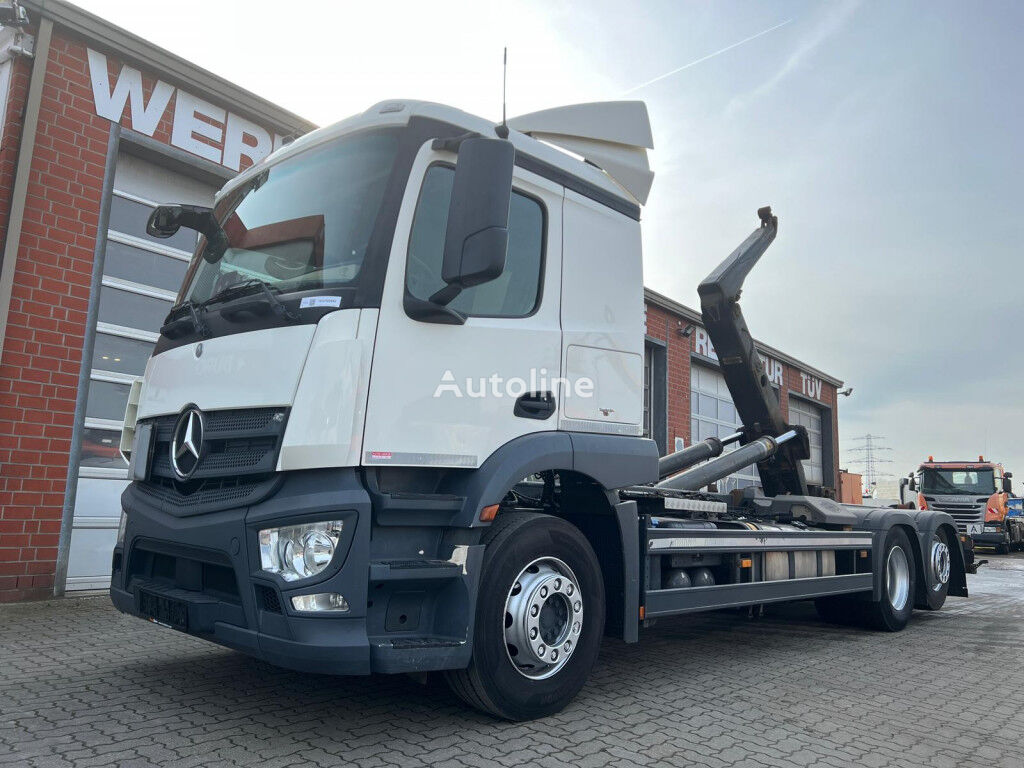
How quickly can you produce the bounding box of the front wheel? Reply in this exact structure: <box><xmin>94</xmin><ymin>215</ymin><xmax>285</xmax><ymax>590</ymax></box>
<box><xmin>863</xmin><ymin>527</ymin><xmax>916</xmax><ymax>631</ymax></box>
<box><xmin>445</xmin><ymin>513</ymin><xmax>605</xmax><ymax>720</ymax></box>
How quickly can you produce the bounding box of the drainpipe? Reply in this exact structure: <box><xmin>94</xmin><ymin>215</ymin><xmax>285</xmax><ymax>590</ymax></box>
<box><xmin>53</xmin><ymin>124</ymin><xmax>121</xmax><ymax>597</ymax></box>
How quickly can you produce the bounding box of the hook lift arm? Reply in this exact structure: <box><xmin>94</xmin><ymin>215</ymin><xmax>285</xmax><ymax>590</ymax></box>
<box><xmin>697</xmin><ymin>206</ymin><xmax>811</xmax><ymax>497</ymax></box>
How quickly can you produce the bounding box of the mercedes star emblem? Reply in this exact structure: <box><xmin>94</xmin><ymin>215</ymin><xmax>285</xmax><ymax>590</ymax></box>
<box><xmin>170</xmin><ymin>407</ymin><xmax>204</xmax><ymax>480</ymax></box>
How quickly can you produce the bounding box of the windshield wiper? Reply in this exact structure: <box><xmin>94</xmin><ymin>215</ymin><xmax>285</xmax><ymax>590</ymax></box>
<box><xmin>161</xmin><ymin>299</ymin><xmax>210</xmax><ymax>339</ymax></box>
<box><xmin>212</xmin><ymin>278</ymin><xmax>298</xmax><ymax>322</ymax></box>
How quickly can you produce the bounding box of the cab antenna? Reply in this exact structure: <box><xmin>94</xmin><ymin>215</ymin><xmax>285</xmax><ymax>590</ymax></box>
<box><xmin>496</xmin><ymin>47</ymin><xmax>510</xmax><ymax>138</ymax></box>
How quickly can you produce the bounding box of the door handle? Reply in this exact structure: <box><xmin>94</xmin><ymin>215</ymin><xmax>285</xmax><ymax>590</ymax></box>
<box><xmin>514</xmin><ymin>391</ymin><xmax>556</xmax><ymax>420</ymax></box>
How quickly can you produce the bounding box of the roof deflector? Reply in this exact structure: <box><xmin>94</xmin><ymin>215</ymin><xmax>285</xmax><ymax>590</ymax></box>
<box><xmin>508</xmin><ymin>101</ymin><xmax>655</xmax><ymax>205</ymax></box>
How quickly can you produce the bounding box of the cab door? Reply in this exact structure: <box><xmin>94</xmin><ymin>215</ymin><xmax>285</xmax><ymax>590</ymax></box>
<box><xmin>362</xmin><ymin>143</ymin><xmax>563</xmax><ymax>469</ymax></box>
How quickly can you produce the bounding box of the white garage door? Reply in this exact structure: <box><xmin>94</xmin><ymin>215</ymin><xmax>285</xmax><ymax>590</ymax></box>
<box><xmin>690</xmin><ymin>365</ymin><xmax>760</xmax><ymax>491</ymax></box>
<box><xmin>788</xmin><ymin>396</ymin><xmax>824</xmax><ymax>486</ymax></box>
<box><xmin>66</xmin><ymin>153</ymin><xmax>217</xmax><ymax>590</ymax></box>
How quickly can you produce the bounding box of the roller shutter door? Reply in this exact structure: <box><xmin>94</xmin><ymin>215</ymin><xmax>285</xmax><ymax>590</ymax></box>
<box><xmin>66</xmin><ymin>154</ymin><xmax>217</xmax><ymax>589</ymax></box>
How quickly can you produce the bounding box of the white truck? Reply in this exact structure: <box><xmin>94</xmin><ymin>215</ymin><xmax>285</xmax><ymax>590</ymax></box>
<box><xmin>111</xmin><ymin>100</ymin><xmax>967</xmax><ymax>720</ymax></box>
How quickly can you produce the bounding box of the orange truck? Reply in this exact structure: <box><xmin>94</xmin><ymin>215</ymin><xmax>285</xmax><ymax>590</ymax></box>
<box><xmin>901</xmin><ymin>457</ymin><xmax>1024</xmax><ymax>554</ymax></box>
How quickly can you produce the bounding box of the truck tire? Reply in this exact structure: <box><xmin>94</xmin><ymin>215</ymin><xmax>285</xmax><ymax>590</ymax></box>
<box><xmin>863</xmin><ymin>527</ymin><xmax>916</xmax><ymax>631</ymax></box>
<box><xmin>444</xmin><ymin>512</ymin><xmax>605</xmax><ymax>720</ymax></box>
<box><xmin>921</xmin><ymin>529</ymin><xmax>951</xmax><ymax>610</ymax></box>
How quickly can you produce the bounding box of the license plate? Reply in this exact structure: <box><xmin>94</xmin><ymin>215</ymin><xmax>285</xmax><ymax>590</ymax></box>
<box><xmin>139</xmin><ymin>590</ymin><xmax>188</xmax><ymax>631</ymax></box>
<box><xmin>967</xmin><ymin>523</ymin><xmax>983</xmax><ymax>534</ymax></box>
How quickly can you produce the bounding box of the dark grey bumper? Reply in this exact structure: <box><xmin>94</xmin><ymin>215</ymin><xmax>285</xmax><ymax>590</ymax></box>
<box><xmin>971</xmin><ymin>531</ymin><xmax>1006</xmax><ymax>548</ymax></box>
<box><xmin>112</xmin><ymin>468</ymin><xmax>375</xmax><ymax>676</ymax></box>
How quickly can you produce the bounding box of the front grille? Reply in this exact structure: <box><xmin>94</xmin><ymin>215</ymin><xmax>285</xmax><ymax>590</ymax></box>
<box><xmin>928</xmin><ymin>499</ymin><xmax>985</xmax><ymax>532</ymax></box>
<box><xmin>144</xmin><ymin>406</ymin><xmax>288</xmax><ymax>481</ymax></box>
<box><xmin>133</xmin><ymin>473</ymin><xmax>282</xmax><ymax>515</ymax></box>
<box><xmin>134</xmin><ymin>407</ymin><xmax>289</xmax><ymax>515</ymax></box>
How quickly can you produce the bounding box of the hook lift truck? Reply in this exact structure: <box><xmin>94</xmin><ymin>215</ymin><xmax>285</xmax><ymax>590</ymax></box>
<box><xmin>110</xmin><ymin>100</ymin><xmax>968</xmax><ymax>721</ymax></box>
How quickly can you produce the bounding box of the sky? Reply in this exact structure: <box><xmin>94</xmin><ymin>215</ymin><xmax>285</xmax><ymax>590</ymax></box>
<box><xmin>74</xmin><ymin>0</ymin><xmax>1024</xmax><ymax>487</ymax></box>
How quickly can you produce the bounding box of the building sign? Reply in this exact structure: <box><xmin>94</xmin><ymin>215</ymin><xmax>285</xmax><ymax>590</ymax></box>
<box><xmin>693</xmin><ymin>327</ymin><xmax>784</xmax><ymax>386</ymax></box>
<box><xmin>799</xmin><ymin>372</ymin><xmax>823</xmax><ymax>400</ymax></box>
<box><xmin>86</xmin><ymin>49</ymin><xmax>286</xmax><ymax>172</ymax></box>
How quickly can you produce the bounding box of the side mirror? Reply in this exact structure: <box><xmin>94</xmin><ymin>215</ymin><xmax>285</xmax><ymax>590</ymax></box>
<box><xmin>1003</xmin><ymin>478</ymin><xmax>1013</xmax><ymax>494</ymax></box>
<box><xmin>908</xmin><ymin>476</ymin><xmax>917</xmax><ymax>491</ymax></box>
<box><xmin>899</xmin><ymin>478</ymin><xmax>908</xmax><ymax>489</ymax></box>
<box><xmin>433</xmin><ymin>137</ymin><xmax>514</xmax><ymax>304</ymax></box>
<box><xmin>1005</xmin><ymin>472</ymin><xmax>1013</xmax><ymax>479</ymax></box>
<box><xmin>146</xmin><ymin>204</ymin><xmax>187</xmax><ymax>238</ymax></box>
<box><xmin>146</xmin><ymin>204</ymin><xmax>227</xmax><ymax>263</ymax></box>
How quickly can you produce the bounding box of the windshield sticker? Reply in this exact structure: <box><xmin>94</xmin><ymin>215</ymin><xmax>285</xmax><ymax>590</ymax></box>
<box><xmin>300</xmin><ymin>296</ymin><xmax>342</xmax><ymax>309</ymax></box>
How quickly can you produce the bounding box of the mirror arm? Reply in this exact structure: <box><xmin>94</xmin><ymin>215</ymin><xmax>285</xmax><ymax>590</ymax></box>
<box><xmin>176</xmin><ymin>207</ymin><xmax>229</xmax><ymax>263</ymax></box>
<box><xmin>403</xmin><ymin>292</ymin><xmax>466</xmax><ymax>325</ymax></box>
<box><xmin>428</xmin><ymin>283</ymin><xmax>463</xmax><ymax>307</ymax></box>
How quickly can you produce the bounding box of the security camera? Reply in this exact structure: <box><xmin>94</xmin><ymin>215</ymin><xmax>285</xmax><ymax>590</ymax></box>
<box><xmin>0</xmin><ymin>2</ymin><xmax>29</xmax><ymax>28</ymax></box>
<box><xmin>838</xmin><ymin>387</ymin><xmax>853</xmax><ymax>397</ymax></box>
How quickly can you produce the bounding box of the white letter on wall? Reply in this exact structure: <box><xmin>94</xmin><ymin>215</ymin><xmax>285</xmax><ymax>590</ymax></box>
<box><xmin>172</xmin><ymin>90</ymin><xmax>226</xmax><ymax>164</ymax></box>
<box><xmin>87</xmin><ymin>48</ymin><xmax>173</xmax><ymax>136</ymax></box>
<box><xmin>222</xmin><ymin>112</ymin><xmax>273</xmax><ymax>172</ymax></box>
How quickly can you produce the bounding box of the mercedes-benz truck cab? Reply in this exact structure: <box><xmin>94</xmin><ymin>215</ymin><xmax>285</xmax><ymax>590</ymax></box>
<box><xmin>112</xmin><ymin>100</ymin><xmax>967</xmax><ymax>721</ymax></box>
<box><xmin>111</xmin><ymin>100</ymin><xmax>656</xmax><ymax>712</ymax></box>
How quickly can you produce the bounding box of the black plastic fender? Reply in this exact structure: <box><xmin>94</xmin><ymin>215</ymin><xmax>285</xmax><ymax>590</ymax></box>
<box><xmin>446</xmin><ymin>432</ymin><xmax>658</xmax><ymax>528</ymax></box>
<box><xmin>845</xmin><ymin>505</ymin><xmax>967</xmax><ymax>603</ymax></box>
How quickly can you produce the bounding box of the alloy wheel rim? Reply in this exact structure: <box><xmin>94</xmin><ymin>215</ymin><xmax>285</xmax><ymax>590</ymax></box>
<box><xmin>930</xmin><ymin>539</ymin><xmax>950</xmax><ymax>591</ymax></box>
<box><xmin>503</xmin><ymin>557</ymin><xmax>583</xmax><ymax>680</ymax></box>
<box><xmin>886</xmin><ymin>545</ymin><xmax>911</xmax><ymax>611</ymax></box>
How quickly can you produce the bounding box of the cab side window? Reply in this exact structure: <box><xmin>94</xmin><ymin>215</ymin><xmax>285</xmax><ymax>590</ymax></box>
<box><xmin>406</xmin><ymin>165</ymin><xmax>544</xmax><ymax>317</ymax></box>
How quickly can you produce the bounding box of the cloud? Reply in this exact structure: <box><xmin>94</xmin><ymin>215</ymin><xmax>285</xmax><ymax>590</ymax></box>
<box><xmin>727</xmin><ymin>0</ymin><xmax>862</xmax><ymax>115</ymax></box>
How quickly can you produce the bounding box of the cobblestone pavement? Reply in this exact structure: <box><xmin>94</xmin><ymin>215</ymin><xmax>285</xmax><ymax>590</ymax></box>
<box><xmin>3</xmin><ymin>554</ymin><xmax>1023</xmax><ymax>768</ymax></box>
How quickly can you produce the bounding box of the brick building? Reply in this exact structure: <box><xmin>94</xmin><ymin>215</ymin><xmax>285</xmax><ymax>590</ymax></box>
<box><xmin>0</xmin><ymin>0</ymin><xmax>314</xmax><ymax>602</ymax></box>
<box><xmin>0</xmin><ymin>1</ymin><xmax>843</xmax><ymax>602</ymax></box>
<box><xmin>643</xmin><ymin>288</ymin><xmax>843</xmax><ymax>495</ymax></box>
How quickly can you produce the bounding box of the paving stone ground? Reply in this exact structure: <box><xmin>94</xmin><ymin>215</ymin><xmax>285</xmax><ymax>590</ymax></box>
<box><xmin>2</xmin><ymin>553</ymin><xmax>1023</xmax><ymax>767</ymax></box>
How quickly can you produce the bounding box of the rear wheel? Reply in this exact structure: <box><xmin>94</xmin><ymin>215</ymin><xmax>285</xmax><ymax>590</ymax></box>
<box><xmin>921</xmin><ymin>528</ymin><xmax>951</xmax><ymax>610</ymax></box>
<box><xmin>444</xmin><ymin>513</ymin><xmax>605</xmax><ymax>720</ymax></box>
<box><xmin>863</xmin><ymin>527</ymin><xmax>916</xmax><ymax>631</ymax></box>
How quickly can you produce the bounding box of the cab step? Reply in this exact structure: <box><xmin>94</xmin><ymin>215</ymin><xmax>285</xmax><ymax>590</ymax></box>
<box><xmin>368</xmin><ymin>635</ymin><xmax>469</xmax><ymax>673</ymax></box>
<box><xmin>377</xmin><ymin>636</ymin><xmax>465</xmax><ymax>650</ymax></box>
<box><xmin>369</xmin><ymin>559</ymin><xmax>463</xmax><ymax>582</ymax></box>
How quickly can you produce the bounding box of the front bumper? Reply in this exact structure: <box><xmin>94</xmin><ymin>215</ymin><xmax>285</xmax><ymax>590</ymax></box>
<box><xmin>111</xmin><ymin>468</ymin><xmax>375</xmax><ymax>676</ymax></box>
<box><xmin>971</xmin><ymin>531</ymin><xmax>1006</xmax><ymax>548</ymax></box>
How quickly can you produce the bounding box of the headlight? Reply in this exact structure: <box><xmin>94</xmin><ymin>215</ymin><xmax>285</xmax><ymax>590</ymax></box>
<box><xmin>259</xmin><ymin>521</ymin><xmax>344</xmax><ymax>581</ymax></box>
<box><xmin>116</xmin><ymin>511</ymin><xmax>128</xmax><ymax>547</ymax></box>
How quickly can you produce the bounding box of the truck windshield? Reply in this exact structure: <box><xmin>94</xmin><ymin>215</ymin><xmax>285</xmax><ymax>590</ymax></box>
<box><xmin>179</xmin><ymin>129</ymin><xmax>400</xmax><ymax>305</ymax></box>
<box><xmin>920</xmin><ymin>468</ymin><xmax>995</xmax><ymax>496</ymax></box>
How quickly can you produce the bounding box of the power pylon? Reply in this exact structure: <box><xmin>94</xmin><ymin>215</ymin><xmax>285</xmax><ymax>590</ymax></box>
<box><xmin>846</xmin><ymin>434</ymin><xmax>893</xmax><ymax>490</ymax></box>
